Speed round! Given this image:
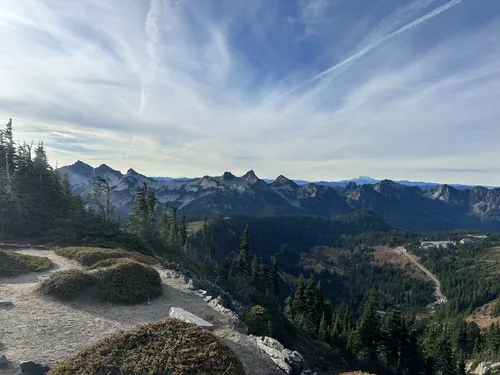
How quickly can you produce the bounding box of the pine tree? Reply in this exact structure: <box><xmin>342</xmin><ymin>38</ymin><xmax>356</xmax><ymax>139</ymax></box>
<box><xmin>238</xmin><ymin>225</ymin><xmax>252</xmax><ymax>276</ymax></box>
<box><xmin>169</xmin><ymin>202</ymin><xmax>179</xmax><ymax>245</ymax></box>
<box><xmin>269</xmin><ymin>257</ymin><xmax>280</xmax><ymax>296</ymax></box>
<box><xmin>357</xmin><ymin>289</ymin><xmax>381</xmax><ymax>362</ymax></box>
<box><xmin>128</xmin><ymin>183</ymin><xmax>148</xmax><ymax>237</ymax></box>
<box><xmin>292</xmin><ymin>274</ymin><xmax>306</xmax><ymax>327</ymax></box>
<box><xmin>179</xmin><ymin>213</ymin><xmax>188</xmax><ymax>247</ymax></box>
<box><xmin>319</xmin><ymin>312</ymin><xmax>330</xmax><ymax>343</ymax></box>
<box><xmin>251</xmin><ymin>253</ymin><xmax>261</xmax><ymax>288</ymax></box>
<box><xmin>436</xmin><ymin>337</ymin><xmax>456</xmax><ymax>375</ymax></box>
<box><xmin>159</xmin><ymin>203</ymin><xmax>170</xmax><ymax>242</ymax></box>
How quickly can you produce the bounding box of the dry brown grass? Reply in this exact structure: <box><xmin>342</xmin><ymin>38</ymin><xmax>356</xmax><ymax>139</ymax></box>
<box><xmin>55</xmin><ymin>247</ymin><xmax>156</xmax><ymax>267</ymax></box>
<box><xmin>466</xmin><ymin>300</ymin><xmax>500</xmax><ymax>329</ymax></box>
<box><xmin>299</xmin><ymin>246</ymin><xmax>344</xmax><ymax>273</ymax></box>
<box><xmin>48</xmin><ymin>318</ymin><xmax>245</xmax><ymax>375</ymax></box>
<box><xmin>0</xmin><ymin>250</ymin><xmax>53</xmax><ymax>277</ymax></box>
<box><xmin>372</xmin><ymin>246</ymin><xmax>426</xmax><ymax>280</ymax></box>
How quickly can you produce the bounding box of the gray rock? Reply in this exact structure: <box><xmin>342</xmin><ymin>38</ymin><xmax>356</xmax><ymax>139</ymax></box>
<box><xmin>169</xmin><ymin>307</ymin><xmax>214</xmax><ymax>331</ymax></box>
<box><xmin>20</xmin><ymin>361</ymin><xmax>50</xmax><ymax>375</ymax></box>
<box><xmin>0</xmin><ymin>354</ymin><xmax>7</xmax><ymax>367</ymax></box>
<box><xmin>0</xmin><ymin>301</ymin><xmax>14</xmax><ymax>308</ymax></box>
<box><xmin>253</xmin><ymin>336</ymin><xmax>305</xmax><ymax>375</ymax></box>
<box><xmin>473</xmin><ymin>362</ymin><xmax>500</xmax><ymax>375</ymax></box>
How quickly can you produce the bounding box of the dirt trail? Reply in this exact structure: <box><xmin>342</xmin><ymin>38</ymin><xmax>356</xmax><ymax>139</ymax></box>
<box><xmin>396</xmin><ymin>246</ymin><xmax>447</xmax><ymax>304</ymax></box>
<box><xmin>0</xmin><ymin>249</ymin><xmax>281</xmax><ymax>375</ymax></box>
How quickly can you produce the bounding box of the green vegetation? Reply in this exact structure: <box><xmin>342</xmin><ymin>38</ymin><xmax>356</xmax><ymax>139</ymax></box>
<box><xmin>40</xmin><ymin>261</ymin><xmax>162</xmax><ymax>304</ymax></box>
<box><xmin>0</xmin><ymin>250</ymin><xmax>53</xmax><ymax>277</ymax></box>
<box><xmin>0</xmin><ymin>120</ymin><xmax>153</xmax><ymax>255</ymax></box>
<box><xmin>54</xmin><ymin>246</ymin><xmax>156</xmax><ymax>267</ymax></box>
<box><xmin>48</xmin><ymin>318</ymin><xmax>245</xmax><ymax>375</ymax></box>
<box><xmin>409</xmin><ymin>236</ymin><xmax>500</xmax><ymax>317</ymax></box>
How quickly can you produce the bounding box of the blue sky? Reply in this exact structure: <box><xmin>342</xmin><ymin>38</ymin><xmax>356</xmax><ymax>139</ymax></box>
<box><xmin>0</xmin><ymin>0</ymin><xmax>499</xmax><ymax>185</ymax></box>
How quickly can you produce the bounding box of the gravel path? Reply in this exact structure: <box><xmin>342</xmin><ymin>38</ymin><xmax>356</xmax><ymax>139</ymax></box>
<box><xmin>0</xmin><ymin>249</ymin><xmax>280</xmax><ymax>375</ymax></box>
<box><xmin>396</xmin><ymin>246</ymin><xmax>447</xmax><ymax>304</ymax></box>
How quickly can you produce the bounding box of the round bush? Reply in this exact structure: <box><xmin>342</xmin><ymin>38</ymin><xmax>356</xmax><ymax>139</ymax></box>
<box><xmin>95</xmin><ymin>262</ymin><xmax>163</xmax><ymax>304</ymax></box>
<box><xmin>48</xmin><ymin>318</ymin><xmax>245</xmax><ymax>375</ymax></box>
<box><xmin>40</xmin><ymin>270</ymin><xmax>96</xmax><ymax>300</ymax></box>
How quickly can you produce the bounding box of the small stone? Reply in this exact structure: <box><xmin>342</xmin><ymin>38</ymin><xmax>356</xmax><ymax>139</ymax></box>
<box><xmin>0</xmin><ymin>354</ymin><xmax>8</xmax><ymax>367</ymax></box>
<box><xmin>0</xmin><ymin>301</ymin><xmax>13</xmax><ymax>308</ymax></box>
<box><xmin>20</xmin><ymin>361</ymin><xmax>50</xmax><ymax>375</ymax></box>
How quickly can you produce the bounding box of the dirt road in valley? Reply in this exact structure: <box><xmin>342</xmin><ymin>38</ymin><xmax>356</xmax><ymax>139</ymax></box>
<box><xmin>396</xmin><ymin>246</ymin><xmax>447</xmax><ymax>304</ymax></box>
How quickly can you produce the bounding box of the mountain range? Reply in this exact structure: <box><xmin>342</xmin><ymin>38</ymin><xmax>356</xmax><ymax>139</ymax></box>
<box><xmin>58</xmin><ymin>161</ymin><xmax>500</xmax><ymax>232</ymax></box>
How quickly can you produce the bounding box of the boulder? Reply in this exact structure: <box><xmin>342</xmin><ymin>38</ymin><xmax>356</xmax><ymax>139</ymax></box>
<box><xmin>168</xmin><ymin>307</ymin><xmax>214</xmax><ymax>331</ymax></box>
<box><xmin>253</xmin><ymin>336</ymin><xmax>305</xmax><ymax>375</ymax></box>
<box><xmin>0</xmin><ymin>354</ymin><xmax>7</xmax><ymax>367</ymax></box>
<box><xmin>20</xmin><ymin>361</ymin><xmax>50</xmax><ymax>375</ymax></box>
<box><xmin>474</xmin><ymin>362</ymin><xmax>500</xmax><ymax>375</ymax></box>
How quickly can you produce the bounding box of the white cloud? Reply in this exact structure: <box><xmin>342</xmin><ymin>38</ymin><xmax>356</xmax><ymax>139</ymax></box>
<box><xmin>0</xmin><ymin>0</ymin><xmax>499</xmax><ymax>185</ymax></box>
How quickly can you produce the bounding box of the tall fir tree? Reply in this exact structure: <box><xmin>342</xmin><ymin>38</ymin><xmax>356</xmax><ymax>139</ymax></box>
<box><xmin>357</xmin><ymin>289</ymin><xmax>381</xmax><ymax>362</ymax></box>
<box><xmin>238</xmin><ymin>225</ymin><xmax>252</xmax><ymax>276</ymax></box>
<box><xmin>179</xmin><ymin>213</ymin><xmax>188</xmax><ymax>247</ymax></box>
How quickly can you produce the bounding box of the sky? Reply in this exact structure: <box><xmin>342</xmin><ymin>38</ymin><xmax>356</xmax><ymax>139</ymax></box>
<box><xmin>0</xmin><ymin>0</ymin><xmax>499</xmax><ymax>185</ymax></box>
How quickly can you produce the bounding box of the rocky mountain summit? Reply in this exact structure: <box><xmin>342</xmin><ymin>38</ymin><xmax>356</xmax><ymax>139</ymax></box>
<box><xmin>58</xmin><ymin>161</ymin><xmax>500</xmax><ymax>231</ymax></box>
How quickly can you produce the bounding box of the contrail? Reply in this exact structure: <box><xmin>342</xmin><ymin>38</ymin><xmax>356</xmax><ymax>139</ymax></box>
<box><xmin>268</xmin><ymin>0</ymin><xmax>464</xmax><ymax>104</ymax></box>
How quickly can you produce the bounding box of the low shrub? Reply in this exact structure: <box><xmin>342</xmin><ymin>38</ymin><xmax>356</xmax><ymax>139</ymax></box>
<box><xmin>95</xmin><ymin>262</ymin><xmax>163</xmax><ymax>304</ymax></box>
<box><xmin>40</xmin><ymin>270</ymin><xmax>96</xmax><ymax>300</ymax></box>
<box><xmin>0</xmin><ymin>250</ymin><xmax>53</xmax><ymax>277</ymax></box>
<box><xmin>55</xmin><ymin>247</ymin><xmax>156</xmax><ymax>267</ymax></box>
<box><xmin>48</xmin><ymin>318</ymin><xmax>245</xmax><ymax>375</ymax></box>
<box><xmin>40</xmin><ymin>261</ymin><xmax>163</xmax><ymax>304</ymax></box>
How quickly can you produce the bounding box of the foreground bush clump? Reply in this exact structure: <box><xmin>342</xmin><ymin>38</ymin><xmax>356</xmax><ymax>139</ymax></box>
<box><xmin>95</xmin><ymin>261</ymin><xmax>163</xmax><ymax>304</ymax></box>
<box><xmin>0</xmin><ymin>250</ymin><xmax>53</xmax><ymax>277</ymax></box>
<box><xmin>48</xmin><ymin>318</ymin><xmax>245</xmax><ymax>375</ymax></box>
<box><xmin>40</xmin><ymin>269</ymin><xmax>96</xmax><ymax>300</ymax></box>
<box><xmin>54</xmin><ymin>246</ymin><xmax>156</xmax><ymax>267</ymax></box>
<box><xmin>40</xmin><ymin>261</ymin><xmax>163</xmax><ymax>304</ymax></box>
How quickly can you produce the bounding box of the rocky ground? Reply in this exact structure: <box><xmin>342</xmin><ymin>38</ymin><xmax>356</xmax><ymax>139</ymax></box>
<box><xmin>0</xmin><ymin>249</ymin><xmax>292</xmax><ymax>375</ymax></box>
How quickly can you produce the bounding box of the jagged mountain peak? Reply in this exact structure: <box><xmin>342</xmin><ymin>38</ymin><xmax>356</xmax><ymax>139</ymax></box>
<box><xmin>345</xmin><ymin>181</ymin><xmax>358</xmax><ymax>191</ymax></box>
<box><xmin>222</xmin><ymin>171</ymin><xmax>236</xmax><ymax>181</ymax></box>
<box><xmin>274</xmin><ymin>175</ymin><xmax>297</xmax><ymax>186</ymax></box>
<box><xmin>96</xmin><ymin>163</ymin><xmax>122</xmax><ymax>176</ymax></box>
<box><xmin>241</xmin><ymin>170</ymin><xmax>258</xmax><ymax>181</ymax></box>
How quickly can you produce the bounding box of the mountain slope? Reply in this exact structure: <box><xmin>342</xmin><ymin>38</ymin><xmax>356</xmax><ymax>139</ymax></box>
<box><xmin>57</xmin><ymin>161</ymin><xmax>500</xmax><ymax>231</ymax></box>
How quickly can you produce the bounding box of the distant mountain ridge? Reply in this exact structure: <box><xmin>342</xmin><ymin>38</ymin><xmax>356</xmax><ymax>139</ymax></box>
<box><xmin>154</xmin><ymin>174</ymin><xmax>493</xmax><ymax>191</ymax></box>
<box><xmin>58</xmin><ymin>161</ymin><xmax>500</xmax><ymax>232</ymax></box>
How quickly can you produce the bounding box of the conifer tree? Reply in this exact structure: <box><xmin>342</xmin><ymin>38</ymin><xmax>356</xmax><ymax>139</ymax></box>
<box><xmin>269</xmin><ymin>257</ymin><xmax>280</xmax><ymax>296</ymax></box>
<box><xmin>159</xmin><ymin>203</ymin><xmax>170</xmax><ymax>242</ymax></box>
<box><xmin>238</xmin><ymin>225</ymin><xmax>252</xmax><ymax>276</ymax></box>
<box><xmin>169</xmin><ymin>202</ymin><xmax>179</xmax><ymax>245</ymax></box>
<box><xmin>357</xmin><ymin>289</ymin><xmax>381</xmax><ymax>361</ymax></box>
<box><xmin>179</xmin><ymin>213</ymin><xmax>188</xmax><ymax>247</ymax></box>
<box><xmin>251</xmin><ymin>253</ymin><xmax>261</xmax><ymax>288</ymax></box>
<box><xmin>319</xmin><ymin>312</ymin><xmax>330</xmax><ymax>343</ymax></box>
